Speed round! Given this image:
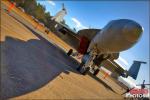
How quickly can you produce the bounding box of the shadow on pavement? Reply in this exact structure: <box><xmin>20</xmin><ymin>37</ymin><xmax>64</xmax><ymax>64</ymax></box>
<box><xmin>1</xmin><ymin>10</ymin><xmax>118</xmax><ymax>99</ymax></box>
<box><xmin>1</xmin><ymin>12</ymin><xmax>80</xmax><ymax>99</ymax></box>
<box><xmin>1</xmin><ymin>36</ymin><xmax>80</xmax><ymax>99</ymax></box>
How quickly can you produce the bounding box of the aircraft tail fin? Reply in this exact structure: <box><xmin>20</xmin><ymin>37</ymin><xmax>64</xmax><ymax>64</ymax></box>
<box><xmin>128</xmin><ymin>60</ymin><xmax>146</xmax><ymax>80</ymax></box>
<box><xmin>62</xmin><ymin>3</ymin><xmax>65</xmax><ymax>10</ymax></box>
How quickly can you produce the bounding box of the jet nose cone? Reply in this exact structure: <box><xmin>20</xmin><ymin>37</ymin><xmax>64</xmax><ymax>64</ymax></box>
<box><xmin>123</xmin><ymin>21</ymin><xmax>143</xmax><ymax>42</ymax></box>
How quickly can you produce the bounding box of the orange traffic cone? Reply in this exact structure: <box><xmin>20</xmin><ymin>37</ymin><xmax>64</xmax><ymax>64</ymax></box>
<box><xmin>7</xmin><ymin>2</ymin><xmax>15</xmax><ymax>13</ymax></box>
<box><xmin>103</xmin><ymin>72</ymin><xmax>109</xmax><ymax>79</ymax></box>
<box><xmin>35</xmin><ymin>23</ymin><xmax>39</xmax><ymax>29</ymax></box>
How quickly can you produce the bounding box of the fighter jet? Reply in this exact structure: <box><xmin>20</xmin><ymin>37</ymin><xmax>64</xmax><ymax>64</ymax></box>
<box><xmin>121</xmin><ymin>60</ymin><xmax>147</xmax><ymax>79</ymax></box>
<box><xmin>94</xmin><ymin>57</ymin><xmax>149</xmax><ymax>98</ymax></box>
<box><xmin>51</xmin><ymin>3</ymin><xmax>67</xmax><ymax>23</ymax></box>
<box><xmin>97</xmin><ymin>60</ymin><xmax>147</xmax><ymax>79</ymax></box>
<box><xmin>118</xmin><ymin>60</ymin><xmax>147</xmax><ymax>88</ymax></box>
<box><xmin>65</xmin><ymin>19</ymin><xmax>143</xmax><ymax>75</ymax></box>
<box><xmin>121</xmin><ymin>79</ymin><xmax>150</xmax><ymax>98</ymax></box>
<box><xmin>51</xmin><ymin>4</ymin><xmax>144</xmax><ymax>76</ymax></box>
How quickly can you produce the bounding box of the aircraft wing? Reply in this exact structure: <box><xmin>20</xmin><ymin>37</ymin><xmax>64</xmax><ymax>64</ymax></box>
<box><xmin>54</xmin><ymin>22</ymin><xmax>100</xmax><ymax>52</ymax></box>
<box><xmin>53</xmin><ymin>22</ymin><xmax>80</xmax><ymax>50</ymax></box>
<box><xmin>101</xmin><ymin>59</ymin><xmax>126</xmax><ymax>77</ymax></box>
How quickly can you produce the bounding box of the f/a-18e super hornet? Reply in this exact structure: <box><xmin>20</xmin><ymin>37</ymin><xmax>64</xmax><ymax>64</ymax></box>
<box><xmin>52</xmin><ymin>4</ymin><xmax>144</xmax><ymax>78</ymax></box>
<box><xmin>58</xmin><ymin>19</ymin><xmax>143</xmax><ymax>77</ymax></box>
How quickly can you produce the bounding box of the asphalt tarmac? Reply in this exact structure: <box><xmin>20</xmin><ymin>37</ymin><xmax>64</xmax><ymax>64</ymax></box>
<box><xmin>1</xmin><ymin>1</ymin><xmax>124</xmax><ymax>99</ymax></box>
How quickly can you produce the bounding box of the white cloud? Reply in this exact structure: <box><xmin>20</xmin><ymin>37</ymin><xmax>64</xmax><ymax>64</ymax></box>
<box><xmin>47</xmin><ymin>0</ymin><xmax>55</xmax><ymax>6</ymax></box>
<box><xmin>71</xmin><ymin>17</ymin><xmax>87</xmax><ymax>30</ymax></box>
<box><xmin>114</xmin><ymin>60</ymin><xmax>126</xmax><ymax>70</ymax></box>
<box><xmin>114</xmin><ymin>56</ymin><xmax>129</xmax><ymax>70</ymax></box>
<box><xmin>118</xmin><ymin>56</ymin><xmax>129</xmax><ymax>66</ymax></box>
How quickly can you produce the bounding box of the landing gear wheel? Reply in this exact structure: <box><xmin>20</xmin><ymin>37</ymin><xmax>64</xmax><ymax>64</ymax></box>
<box><xmin>77</xmin><ymin>62</ymin><xmax>90</xmax><ymax>75</ymax></box>
<box><xmin>77</xmin><ymin>62</ymin><xmax>84</xmax><ymax>71</ymax></box>
<box><xmin>82</xmin><ymin>67</ymin><xmax>90</xmax><ymax>75</ymax></box>
<box><xmin>67</xmin><ymin>49</ymin><xmax>73</xmax><ymax>56</ymax></box>
<box><xmin>93</xmin><ymin>69</ymin><xmax>99</xmax><ymax>76</ymax></box>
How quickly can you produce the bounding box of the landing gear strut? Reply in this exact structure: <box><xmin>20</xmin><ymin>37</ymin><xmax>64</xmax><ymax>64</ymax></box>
<box><xmin>77</xmin><ymin>53</ymin><xmax>95</xmax><ymax>75</ymax></box>
<box><xmin>93</xmin><ymin>68</ymin><xmax>100</xmax><ymax>76</ymax></box>
<box><xmin>77</xmin><ymin>62</ymin><xmax>90</xmax><ymax>75</ymax></box>
<box><xmin>67</xmin><ymin>49</ymin><xmax>73</xmax><ymax>56</ymax></box>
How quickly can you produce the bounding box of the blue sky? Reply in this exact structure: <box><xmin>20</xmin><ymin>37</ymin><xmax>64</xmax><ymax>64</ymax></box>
<box><xmin>37</xmin><ymin>0</ymin><xmax>149</xmax><ymax>84</ymax></box>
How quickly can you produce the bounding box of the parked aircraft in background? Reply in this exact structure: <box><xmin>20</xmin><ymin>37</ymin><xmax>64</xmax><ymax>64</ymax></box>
<box><xmin>51</xmin><ymin>4</ymin><xmax>144</xmax><ymax>79</ymax></box>
<box><xmin>117</xmin><ymin>61</ymin><xmax>147</xmax><ymax>88</ymax></box>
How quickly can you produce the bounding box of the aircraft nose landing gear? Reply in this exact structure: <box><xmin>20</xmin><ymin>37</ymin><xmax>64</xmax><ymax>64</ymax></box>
<box><xmin>67</xmin><ymin>49</ymin><xmax>73</xmax><ymax>56</ymax></box>
<box><xmin>77</xmin><ymin>67</ymin><xmax>90</xmax><ymax>75</ymax></box>
<box><xmin>77</xmin><ymin>63</ymin><xmax>90</xmax><ymax>75</ymax></box>
<box><xmin>77</xmin><ymin>54</ymin><xmax>93</xmax><ymax>75</ymax></box>
<box><xmin>93</xmin><ymin>68</ymin><xmax>100</xmax><ymax>76</ymax></box>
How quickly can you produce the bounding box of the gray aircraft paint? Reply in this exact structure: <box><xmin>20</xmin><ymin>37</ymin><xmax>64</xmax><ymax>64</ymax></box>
<box><xmin>88</xmin><ymin>19</ymin><xmax>143</xmax><ymax>54</ymax></box>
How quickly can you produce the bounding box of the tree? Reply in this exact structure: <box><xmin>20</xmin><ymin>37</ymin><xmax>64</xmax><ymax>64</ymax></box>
<box><xmin>11</xmin><ymin>0</ymin><xmax>58</xmax><ymax>31</ymax></box>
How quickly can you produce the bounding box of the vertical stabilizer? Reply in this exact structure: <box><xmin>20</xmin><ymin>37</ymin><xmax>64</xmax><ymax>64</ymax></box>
<box><xmin>128</xmin><ymin>60</ymin><xmax>146</xmax><ymax>80</ymax></box>
<box><xmin>62</xmin><ymin>3</ymin><xmax>65</xmax><ymax>10</ymax></box>
<box><xmin>51</xmin><ymin>3</ymin><xmax>67</xmax><ymax>23</ymax></box>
